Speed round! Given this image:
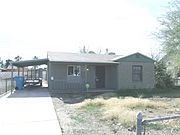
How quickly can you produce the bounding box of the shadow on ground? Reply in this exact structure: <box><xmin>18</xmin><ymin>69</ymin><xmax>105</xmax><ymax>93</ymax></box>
<box><xmin>50</xmin><ymin>88</ymin><xmax>180</xmax><ymax>104</ymax></box>
<box><xmin>50</xmin><ymin>92</ymin><xmax>105</xmax><ymax>104</ymax></box>
<box><xmin>8</xmin><ymin>86</ymin><xmax>49</xmax><ymax>98</ymax></box>
<box><xmin>50</xmin><ymin>91</ymin><xmax>120</xmax><ymax>104</ymax></box>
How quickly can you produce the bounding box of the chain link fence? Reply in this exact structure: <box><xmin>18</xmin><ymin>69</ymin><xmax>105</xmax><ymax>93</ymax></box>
<box><xmin>136</xmin><ymin>112</ymin><xmax>180</xmax><ymax>135</ymax></box>
<box><xmin>0</xmin><ymin>72</ymin><xmax>16</xmax><ymax>96</ymax></box>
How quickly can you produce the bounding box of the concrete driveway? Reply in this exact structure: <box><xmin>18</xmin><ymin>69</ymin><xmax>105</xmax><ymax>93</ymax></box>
<box><xmin>0</xmin><ymin>87</ymin><xmax>62</xmax><ymax>135</ymax></box>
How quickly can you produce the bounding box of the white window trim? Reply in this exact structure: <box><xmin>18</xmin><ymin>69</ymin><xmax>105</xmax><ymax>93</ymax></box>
<box><xmin>67</xmin><ymin>65</ymin><xmax>81</xmax><ymax>77</ymax></box>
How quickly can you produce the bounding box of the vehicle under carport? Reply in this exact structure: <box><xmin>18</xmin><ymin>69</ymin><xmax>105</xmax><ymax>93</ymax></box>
<box><xmin>12</xmin><ymin>59</ymin><xmax>48</xmax><ymax>89</ymax></box>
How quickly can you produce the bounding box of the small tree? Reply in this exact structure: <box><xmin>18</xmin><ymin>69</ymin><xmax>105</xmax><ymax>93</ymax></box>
<box><xmin>156</xmin><ymin>0</ymin><xmax>180</xmax><ymax>73</ymax></box>
<box><xmin>154</xmin><ymin>60</ymin><xmax>174</xmax><ymax>88</ymax></box>
<box><xmin>14</xmin><ymin>55</ymin><xmax>22</xmax><ymax>62</ymax></box>
<box><xmin>33</xmin><ymin>56</ymin><xmax>38</xmax><ymax>60</ymax></box>
<box><xmin>0</xmin><ymin>58</ymin><xmax>4</xmax><ymax>68</ymax></box>
<box><xmin>5</xmin><ymin>59</ymin><xmax>13</xmax><ymax>68</ymax></box>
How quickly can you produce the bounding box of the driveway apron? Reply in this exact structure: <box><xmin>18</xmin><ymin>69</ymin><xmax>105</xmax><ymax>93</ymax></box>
<box><xmin>0</xmin><ymin>88</ymin><xmax>61</xmax><ymax>135</ymax></box>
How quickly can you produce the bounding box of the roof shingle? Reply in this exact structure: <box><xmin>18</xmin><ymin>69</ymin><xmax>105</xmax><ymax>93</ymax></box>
<box><xmin>47</xmin><ymin>52</ymin><xmax>121</xmax><ymax>64</ymax></box>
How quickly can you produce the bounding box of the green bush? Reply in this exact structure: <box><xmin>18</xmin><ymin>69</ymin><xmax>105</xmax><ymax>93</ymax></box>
<box><xmin>155</xmin><ymin>60</ymin><xmax>174</xmax><ymax>88</ymax></box>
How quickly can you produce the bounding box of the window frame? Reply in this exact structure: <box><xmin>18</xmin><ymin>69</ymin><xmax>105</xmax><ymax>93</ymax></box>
<box><xmin>67</xmin><ymin>65</ymin><xmax>81</xmax><ymax>77</ymax></box>
<box><xmin>132</xmin><ymin>65</ymin><xmax>143</xmax><ymax>82</ymax></box>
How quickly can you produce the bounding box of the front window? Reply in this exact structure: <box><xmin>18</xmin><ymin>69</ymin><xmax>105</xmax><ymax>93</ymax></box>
<box><xmin>67</xmin><ymin>65</ymin><xmax>81</xmax><ymax>76</ymax></box>
<box><xmin>132</xmin><ymin>65</ymin><xmax>143</xmax><ymax>82</ymax></box>
<box><xmin>68</xmin><ymin>66</ymin><xmax>74</xmax><ymax>75</ymax></box>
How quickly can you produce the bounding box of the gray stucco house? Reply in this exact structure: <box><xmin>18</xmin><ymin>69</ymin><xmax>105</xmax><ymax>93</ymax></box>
<box><xmin>47</xmin><ymin>52</ymin><xmax>155</xmax><ymax>92</ymax></box>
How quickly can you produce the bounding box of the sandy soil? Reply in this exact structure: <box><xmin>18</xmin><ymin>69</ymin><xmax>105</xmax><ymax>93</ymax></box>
<box><xmin>51</xmin><ymin>93</ymin><xmax>180</xmax><ymax>135</ymax></box>
<box><xmin>52</xmin><ymin>93</ymin><xmax>135</xmax><ymax>135</ymax></box>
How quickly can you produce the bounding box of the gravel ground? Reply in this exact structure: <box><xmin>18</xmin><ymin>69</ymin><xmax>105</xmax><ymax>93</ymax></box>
<box><xmin>52</xmin><ymin>94</ymin><xmax>135</xmax><ymax>135</ymax></box>
<box><xmin>51</xmin><ymin>93</ymin><xmax>180</xmax><ymax>135</ymax></box>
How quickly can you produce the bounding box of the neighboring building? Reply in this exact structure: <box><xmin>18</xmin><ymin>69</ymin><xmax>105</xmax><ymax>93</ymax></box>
<box><xmin>0</xmin><ymin>68</ymin><xmax>6</xmax><ymax>72</ymax></box>
<box><xmin>47</xmin><ymin>52</ymin><xmax>155</xmax><ymax>92</ymax></box>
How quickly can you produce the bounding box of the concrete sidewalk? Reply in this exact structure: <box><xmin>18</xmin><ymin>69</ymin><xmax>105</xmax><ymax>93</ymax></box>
<box><xmin>0</xmin><ymin>87</ymin><xmax>62</xmax><ymax>135</ymax></box>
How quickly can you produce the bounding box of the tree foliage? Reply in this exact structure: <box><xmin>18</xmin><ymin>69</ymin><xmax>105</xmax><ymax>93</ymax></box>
<box><xmin>80</xmin><ymin>46</ymin><xmax>96</xmax><ymax>54</ymax></box>
<box><xmin>14</xmin><ymin>55</ymin><xmax>22</xmax><ymax>62</ymax></box>
<box><xmin>157</xmin><ymin>0</ymin><xmax>180</xmax><ymax>71</ymax></box>
<box><xmin>33</xmin><ymin>56</ymin><xmax>38</xmax><ymax>60</ymax></box>
<box><xmin>154</xmin><ymin>60</ymin><xmax>174</xmax><ymax>88</ymax></box>
<box><xmin>0</xmin><ymin>57</ymin><xmax>3</xmax><ymax>68</ymax></box>
<box><xmin>5</xmin><ymin>59</ymin><xmax>13</xmax><ymax>68</ymax></box>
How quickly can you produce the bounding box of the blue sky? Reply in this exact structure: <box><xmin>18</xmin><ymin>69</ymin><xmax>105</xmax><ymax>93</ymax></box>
<box><xmin>130</xmin><ymin>0</ymin><xmax>169</xmax><ymax>16</ymax></box>
<box><xmin>0</xmin><ymin>0</ymin><xmax>170</xmax><ymax>60</ymax></box>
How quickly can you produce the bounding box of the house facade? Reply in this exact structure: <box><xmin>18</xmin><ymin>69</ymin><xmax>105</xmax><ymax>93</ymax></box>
<box><xmin>47</xmin><ymin>52</ymin><xmax>155</xmax><ymax>92</ymax></box>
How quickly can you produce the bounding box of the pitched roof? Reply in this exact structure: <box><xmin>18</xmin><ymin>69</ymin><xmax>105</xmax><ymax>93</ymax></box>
<box><xmin>47</xmin><ymin>52</ymin><xmax>121</xmax><ymax>64</ymax></box>
<box><xmin>113</xmin><ymin>52</ymin><xmax>154</xmax><ymax>62</ymax></box>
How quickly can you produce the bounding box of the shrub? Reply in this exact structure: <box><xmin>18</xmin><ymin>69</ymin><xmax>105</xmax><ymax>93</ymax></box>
<box><xmin>155</xmin><ymin>60</ymin><xmax>174</xmax><ymax>88</ymax></box>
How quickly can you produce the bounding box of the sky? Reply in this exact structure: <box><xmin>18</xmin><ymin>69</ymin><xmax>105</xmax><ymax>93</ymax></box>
<box><xmin>0</xmin><ymin>0</ymin><xmax>170</xmax><ymax>61</ymax></box>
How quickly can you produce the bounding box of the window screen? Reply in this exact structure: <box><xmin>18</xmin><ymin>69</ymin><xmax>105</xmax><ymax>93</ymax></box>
<box><xmin>132</xmin><ymin>65</ymin><xmax>143</xmax><ymax>82</ymax></box>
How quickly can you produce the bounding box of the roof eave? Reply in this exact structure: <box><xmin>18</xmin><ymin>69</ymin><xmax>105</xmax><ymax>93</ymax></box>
<box><xmin>12</xmin><ymin>58</ymin><xmax>49</xmax><ymax>67</ymax></box>
<box><xmin>49</xmin><ymin>60</ymin><xmax>119</xmax><ymax>65</ymax></box>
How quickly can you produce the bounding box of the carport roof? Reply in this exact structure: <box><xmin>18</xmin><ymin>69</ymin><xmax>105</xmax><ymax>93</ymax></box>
<box><xmin>12</xmin><ymin>58</ymin><xmax>48</xmax><ymax>67</ymax></box>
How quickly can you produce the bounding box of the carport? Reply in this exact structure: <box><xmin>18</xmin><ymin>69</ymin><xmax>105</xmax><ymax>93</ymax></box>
<box><xmin>12</xmin><ymin>59</ymin><xmax>49</xmax><ymax>89</ymax></box>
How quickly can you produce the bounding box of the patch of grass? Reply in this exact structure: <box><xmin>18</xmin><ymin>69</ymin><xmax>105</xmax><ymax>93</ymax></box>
<box><xmin>145</xmin><ymin>119</ymin><xmax>180</xmax><ymax>131</ymax></box>
<box><xmin>116</xmin><ymin>88</ymin><xmax>180</xmax><ymax>98</ymax></box>
<box><xmin>71</xmin><ymin>115</ymin><xmax>85</xmax><ymax>123</ymax></box>
<box><xmin>163</xmin><ymin>119</ymin><xmax>180</xmax><ymax>129</ymax></box>
<box><xmin>76</xmin><ymin>98</ymin><xmax>105</xmax><ymax>111</ymax></box>
<box><xmin>118</xmin><ymin>97</ymin><xmax>167</xmax><ymax>109</ymax></box>
<box><xmin>104</xmin><ymin>97</ymin><xmax>167</xmax><ymax>110</ymax></box>
<box><xmin>75</xmin><ymin>96</ymin><xmax>168</xmax><ymax>129</ymax></box>
<box><xmin>102</xmin><ymin>97</ymin><xmax>167</xmax><ymax>129</ymax></box>
<box><xmin>146</xmin><ymin>123</ymin><xmax>163</xmax><ymax>130</ymax></box>
<box><xmin>116</xmin><ymin>89</ymin><xmax>153</xmax><ymax>97</ymax></box>
<box><xmin>103</xmin><ymin>107</ymin><xmax>136</xmax><ymax>128</ymax></box>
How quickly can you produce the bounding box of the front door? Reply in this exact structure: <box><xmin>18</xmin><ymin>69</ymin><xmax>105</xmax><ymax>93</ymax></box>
<box><xmin>95</xmin><ymin>66</ymin><xmax>105</xmax><ymax>88</ymax></box>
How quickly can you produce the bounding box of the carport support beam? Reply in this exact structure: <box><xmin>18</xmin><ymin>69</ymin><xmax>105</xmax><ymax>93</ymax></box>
<box><xmin>11</xmin><ymin>64</ymin><xmax>14</xmax><ymax>94</ymax></box>
<box><xmin>22</xmin><ymin>67</ymin><xmax>24</xmax><ymax>84</ymax></box>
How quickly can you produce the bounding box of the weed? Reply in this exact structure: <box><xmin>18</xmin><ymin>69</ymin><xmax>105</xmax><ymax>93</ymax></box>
<box><xmin>76</xmin><ymin>96</ymin><xmax>168</xmax><ymax>129</ymax></box>
<box><xmin>71</xmin><ymin>115</ymin><xmax>85</xmax><ymax>123</ymax></box>
<box><xmin>77</xmin><ymin>98</ymin><xmax>105</xmax><ymax>111</ymax></box>
<box><xmin>146</xmin><ymin>123</ymin><xmax>163</xmax><ymax>130</ymax></box>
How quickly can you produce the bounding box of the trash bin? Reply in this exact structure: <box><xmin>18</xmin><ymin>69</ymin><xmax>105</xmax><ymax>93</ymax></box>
<box><xmin>14</xmin><ymin>76</ymin><xmax>24</xmax><ymax>90</ymax></box>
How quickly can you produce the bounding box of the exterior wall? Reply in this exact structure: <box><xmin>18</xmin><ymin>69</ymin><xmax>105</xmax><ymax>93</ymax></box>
<box><xmin>105</xmin><ymin>65</ymin><xmax>118</xmax><ymax>89</ymax></box>
<box><xmin>117</xmin><ymin>62</ymin><xmax>155</xmax><ymax>89</ymax></box>
<box><xmin>48</xmin><ymin>62</ymin><xmax>117</xmax><ymax>92</ymax></box>
<box><xmin>48</xmin><ymin>62</ymin><xmax>84</xmax><ymax>92</ymax></box>
<box><xmin>86</xmin><ymin>65</ymin><xmax>96</xmax><ymax>89</ymax></box>
<box><xmin>48</xmin><ymin>62</ymin><xmax>97</xmax><ymax>92</ymax></box>
<box><xmin>48</xmin><ymin>61</ymin><xmax>154</xmax><ymax>91</ymax></box>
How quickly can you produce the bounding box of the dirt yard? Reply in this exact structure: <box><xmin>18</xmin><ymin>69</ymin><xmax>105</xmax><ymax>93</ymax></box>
<box><xmin>51</xmin><ymin>91</ymin><xmax>180</xmax><ymax>135</ymax></box>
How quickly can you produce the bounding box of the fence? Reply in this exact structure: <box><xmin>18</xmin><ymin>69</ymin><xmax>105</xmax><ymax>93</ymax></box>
<box><xmin>0</xmin><ymin>72</ymin><xmax>16</xmax><ymax>96</ymax></box>
<box><xmin>136</xmin><ymin>112</ymin><xmax>180</xmax><ymax>135</ymax></box>
<box><xmin>0</xmin><ymin>78</ymin><xmax>15</xmax><ymax>96</ymax></box>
